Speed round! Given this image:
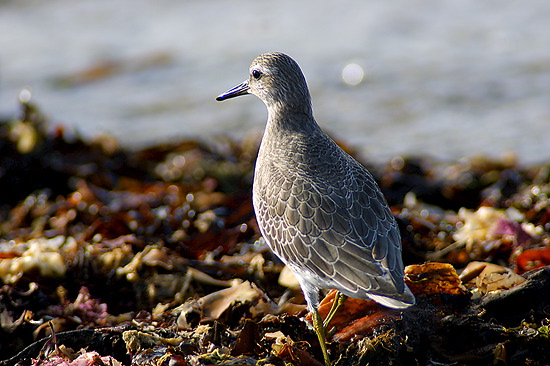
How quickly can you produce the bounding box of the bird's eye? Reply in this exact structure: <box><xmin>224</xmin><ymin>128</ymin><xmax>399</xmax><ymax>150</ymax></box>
<box><xmin>252</xmin><ymin>70</ymin><xmax>262</xmax><ymax>79</ymax></box>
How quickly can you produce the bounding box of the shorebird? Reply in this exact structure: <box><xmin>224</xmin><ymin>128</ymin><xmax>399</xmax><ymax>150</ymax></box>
<box><xmin>216</xmin><ymin>52</ymin><xmax>414</xmax><ymax>365</ymax></box>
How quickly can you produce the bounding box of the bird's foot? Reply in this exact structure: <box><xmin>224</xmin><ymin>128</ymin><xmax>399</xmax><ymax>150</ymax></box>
<box><xmin>323</xmin><ymin>291</ymin><xmax>347</xmax><ymax>331</ymax></box>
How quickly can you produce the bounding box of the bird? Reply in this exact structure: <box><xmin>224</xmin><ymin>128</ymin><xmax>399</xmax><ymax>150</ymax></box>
<box><xmin>216</xmin><ymin>52</ymin><xmax>415</xmax><ymax>365</ymax></box>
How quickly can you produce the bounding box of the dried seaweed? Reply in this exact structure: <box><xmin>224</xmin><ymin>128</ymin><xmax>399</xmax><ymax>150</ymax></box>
<box><xmin>1</xmin><ymin>99</ymin><xmax>549</xmax><ymax>366</ymax></box>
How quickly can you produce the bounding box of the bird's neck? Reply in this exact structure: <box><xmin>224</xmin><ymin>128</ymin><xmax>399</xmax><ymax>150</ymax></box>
<box><xmin>265</xmin><ymin>97</ymin><xmax>316</xmax><ymax>130</ymax></box>
<box><xmin>265</xmin><ymin>106</ymin><xmax>319</xmax><ymax>136</ymax></box>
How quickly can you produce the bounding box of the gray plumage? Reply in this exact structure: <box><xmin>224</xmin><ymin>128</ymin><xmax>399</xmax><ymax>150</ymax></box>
<box><xmin>217</xmin><ymin>52</ymin><xmax>415</xmax><ymax>315</ymax></box>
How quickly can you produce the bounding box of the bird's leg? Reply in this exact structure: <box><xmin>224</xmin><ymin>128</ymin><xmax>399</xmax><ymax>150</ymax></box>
<box><xmin>311</xmin><ymin>308</ymin><xmax>331</xmax><ymax>366</ymax></box>
<box><xmin>323</xmin><ymin>291</ymin><xmax>348</xmax><ymax>330</ymax></box>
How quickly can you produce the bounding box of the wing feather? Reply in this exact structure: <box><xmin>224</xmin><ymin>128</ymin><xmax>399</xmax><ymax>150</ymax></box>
<box><xmin>253</xmin><ymin>133</ymin><xmax>412</xmax><ymax>305</ymax></box>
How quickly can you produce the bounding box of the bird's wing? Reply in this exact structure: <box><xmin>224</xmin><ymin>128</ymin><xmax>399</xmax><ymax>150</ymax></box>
<box><xmin>255</xmin><ymin>155</ymin><xmax>406</xmax><ymax>300</ymax></box>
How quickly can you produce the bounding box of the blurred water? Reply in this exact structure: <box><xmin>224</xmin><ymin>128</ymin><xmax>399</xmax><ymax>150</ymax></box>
<box><xmin>1</xmin><ymin>0</ymin><xmax>549</xmax><ymax>164</ymax></box>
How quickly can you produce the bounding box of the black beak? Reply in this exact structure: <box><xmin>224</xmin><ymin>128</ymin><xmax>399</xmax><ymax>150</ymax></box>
<box><xmin>216</xmin><ymin>80</ymin><xmax>250</xmax><ymax>101</ymax></box>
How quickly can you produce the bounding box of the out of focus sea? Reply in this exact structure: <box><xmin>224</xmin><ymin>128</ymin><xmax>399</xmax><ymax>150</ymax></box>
<box><xmin>1</xmin><ymin>0</ymin><xmax>549</xmax><ymax>164</ymax></box>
